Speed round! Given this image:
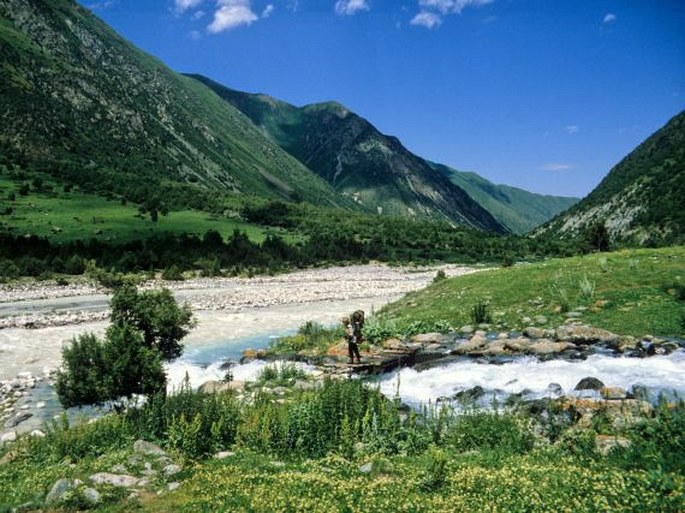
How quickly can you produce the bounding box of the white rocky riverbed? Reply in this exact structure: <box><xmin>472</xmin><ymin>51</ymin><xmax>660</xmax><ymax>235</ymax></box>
<box><xmin>0</xmin><ymin>263</ymin><xmax>478</xmax><ymax>439</ymax></box>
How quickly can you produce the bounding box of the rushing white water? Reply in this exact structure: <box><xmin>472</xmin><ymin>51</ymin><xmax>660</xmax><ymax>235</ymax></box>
<box><xmin>164</xmin><ymin>331</ymin><xmax>320</xmax><ymax>391</ymax></box>
<box><xmin>375</xmin><ymin>350</ymin><xmax>685</xmax><ymax>407</ymax></box>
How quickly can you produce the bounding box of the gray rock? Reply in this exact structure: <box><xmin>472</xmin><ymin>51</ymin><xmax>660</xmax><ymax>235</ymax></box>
<box><xmin>565</xmin><ymin>311</ymin><xmax>583</xmax><ymax>319</ymax></box>
<box><xmin>214</xmin><ymin>450</ymin><xmax>235</xmax><ymax>459</ymax></box>
<box><xmin>168</xmin><ymin>482</ymin><xmax>181</xmax><ymax>491</ymax></box>
<box><xmin>410</xmin><ymin>333</ymin><xmax>444</xmax><ymax>344</ymax></box>
<box><xmin>89</xmin><ymin>472</ymin><xmax>139</xmax><ymax>487</ymax></box>
<box><xmin>46</xmin><ymin>478</ymin><xmax>72</xmax><ymax>505</ymax></box>
<box><xmin>556</xmin><ymin>325</ymin><xmax>619</xmax><ymax>345</ymax></box>
<box><xmin>547</xmin><ymin>383</ymin><xmax>563</xmax><ymax>396</ymax></box>
<box><xmin>84</xmin><ymin>487</ymin><xmax>101</xmax><ymax>505</ymax></box>
<box><xmin>359</xmin><ymin>462</ymin><xmax>373</xmax><ymax>474</ymax></box>
<box><xmin>528</xmin><ymin>340</ymin><xmax>576</xmax><ymax>355</ymax></box>
<box><xmin>133</xmin><ymin>439</ymin><xmax>166</xmax><ymax>457</ymax></box>
<box><xmin>29</xmin><ymin>429</ymin><xmax>45</xmax><ymax>438</ymax></box>
<box><xmin>163</xmin><ymin>464</ymin><xmax>182</xmax><ymax>477</ymax></box>
<box><xmin>453</xmin><ymin>334</ymin><xmax>488</xmax><ymax>355</ymax></box>
<box><xmin>524</xmin><ymin>327</ymin><xmax>547</xmax><ymax>339</ymax></box>
<box><xmin>5</xmin><ymin>411</ymin><xmax>32</xmax><ymax>428</ymax></box>
<box><xmin>0</xmin><ymin>431</ymin><xmax>17</xmax><ymax>444</ymax></box>
<box><xmin>534</xmin><ymin>315</ymin><xmax>549</xmax><ymax>325</ymax></box>
<box><xmin>459</xmin><ymin>325</ymin><xmax>474</xmax><ymax>335</ymax></box>
<box><xmin>574</xmin><ymin>377</ymin><xmax>605</xmax><ymax>391</ymax></box>
<box><xmin>504</xmin><ymin>337</ymin><xmax>533</xmax><ymax>353</ymax></box>
<box><xmin>595</xmin><ymin>435</ymin><xmax>631</xmax><ymax>456</ymax></box>
<box><xmin>601</xmin><ymin>387</ymin><xmax>627</xmax><ymax>400</ymax></box>
<box><xmin>292</xmin><ymin>380</ymin><xmax>314</xmax><ymax>391</ymax></box>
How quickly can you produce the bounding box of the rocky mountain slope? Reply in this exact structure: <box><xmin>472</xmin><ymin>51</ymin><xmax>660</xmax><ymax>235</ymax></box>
<box><xmin>535</xmin><ymin>111</ymin><xmax>685</xmax><ymax>246</ymax></box>
<box><xmin>189</xmin><ymin>74</ymin><xmax>508</xmax><ymax>233</ymax></box>
<box><xmin>0</xmin><ymin>0</ymin><xmax>343</xmax><ymax>207</ymax></box>
<box><xmin>430</xmin><ymin>163</ymin><xmax>578</xmax><ymax>234</ymax></box>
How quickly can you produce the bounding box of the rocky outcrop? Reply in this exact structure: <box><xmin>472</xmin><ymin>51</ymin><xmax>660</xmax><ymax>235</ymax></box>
<box><xmin>556</xmin><ymin>325</ymin><xmax>619</xmax><ymax>345</ymax></box>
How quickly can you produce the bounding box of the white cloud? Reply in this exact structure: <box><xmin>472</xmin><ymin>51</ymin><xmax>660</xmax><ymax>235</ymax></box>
<box><xmin>418</xmin><ymin>0</ymin><xmax>493</xmax><ymax>15</ymax></box>
<box><xmin>564</xmin><ymin>124</ymin><xmax>579</xmax><ymax>135</ymax></box>
<box><xmin>175</xmin><ymin>0</ymin><xmax>203</xmax><ymax>12</ymax></box>
<box><xmin>410</xmin><ymin>11</ymin><xmax>442</xmax><ymax>28</ymax></box>
<box><xmin>603</xmin><ymin>13</ymin><xmax>616</xmax><ymax>23</ymax></box>
<box><xmin>191</xmin><ymin>9</ymin><xmax>206</xmax><ymax>19</ymax></box>
<box><xmin>412</xmin><ymin>0</ymin><xmax>493</xmax><ymax>28</ymax></box>
<box><xmin>189</xmin><ymin>29</ymin><xmax>202</xmax><ymax>40</ymax></box>
<box><xmin>208</xmin><ymin>0</ymin><xmax>258</xmax><ymax>33</ymax></box>
<box><xmin>539</xmin><ymin>163</ymin><xmax>573</xmax><ymax>172</ymax></box>
<box><xmin>87</xmin><ymin>0</ymin><xmax>115</xmax><ymax>9</ymax></box>
<box><xmin>262</xmin><ymin>4</ymin><xmax>275</xmax><ymax>17</ymax></box>
<box><xmin>335</xmin><ymin>0</ymin><xmax>370</xmax><ymax>16</ymax></box>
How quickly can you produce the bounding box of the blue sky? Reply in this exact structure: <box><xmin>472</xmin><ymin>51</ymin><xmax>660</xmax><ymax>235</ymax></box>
<box><xmin>85</xmin><ymin>0</ymin><xmax>684</xmax><ymax>198</ymax></box>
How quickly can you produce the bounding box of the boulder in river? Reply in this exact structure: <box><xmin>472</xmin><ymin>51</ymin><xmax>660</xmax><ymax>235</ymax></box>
<box><xmin>528</xmin><ymin>340</ymin><xmax>577</xmax><ymax>355</ymax></box>
<box><xmin>574</xmin><ymin>377</ymin><xmax>605</xmax><ymax>391</ymax></box>
<box><xmin>556</xmin><ymin>325</ymin><xmax>619</xmax><ymax>345</ymax></box>
<box><xmin>453</xmin><ymin>334</ymin><xmax>488</xmax><ymax>355</ymax></box>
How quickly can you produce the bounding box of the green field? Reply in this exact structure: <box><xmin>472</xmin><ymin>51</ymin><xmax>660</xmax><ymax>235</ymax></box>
<box><xmin>0</xmin><ymin>174</ymin><xmax>277</xmax><ymax>244</ymax></box>
<box><xmin>378</xmin><ymin>246</ymin><xmax>685</xmax><ymax>338</ymax></box>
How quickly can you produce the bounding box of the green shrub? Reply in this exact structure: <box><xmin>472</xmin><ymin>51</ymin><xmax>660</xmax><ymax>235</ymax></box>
<box><xmin>363</xmin><ymin>318</ymin><xmax>399</xmax><ymax>344</ymax></box>
<box><xmin>402</xmin><ymin>320</ymin><xmax>430</xmax><ymax>338</ymax></box>
<box><xmin>433</xmin><ymin>269</ymin><xmax>447</xmax><ymax>283</ymax></box>
<box><xmin>257</xmin><ymin>362</ymin><xmax>308</xmax><ymax>387</ymax></box>
<box><xmin>161</xmin><ymin>264</ymin><xmax>184</xmax><ymax>281</ymax></box>
<box><xmin>420</xmin><ymin>446</ymin><xmax>448</xmax><ymax>491</ymax></box>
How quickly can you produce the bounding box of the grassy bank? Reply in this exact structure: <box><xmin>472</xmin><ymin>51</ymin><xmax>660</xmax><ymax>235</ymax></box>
<box><xmin>379</xmin><ymin>246</ymin><xmax>685</xmax><ymax>338</ymax></box>
<box><xmin>1</xmin><ymin>377</ymin><xmax>683</xmax><ymax>512</ymax></box>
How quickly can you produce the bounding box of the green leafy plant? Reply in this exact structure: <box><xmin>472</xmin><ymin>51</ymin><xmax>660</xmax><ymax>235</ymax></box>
<box><xmin>420</xmin><ymin>446</ymin><xmax>448</xmax><ymax>491</ymax></box>
<box><xmin>470</xmin><ymin>299</ymin><xmax>492</xmax><ymax>324</ymax></box>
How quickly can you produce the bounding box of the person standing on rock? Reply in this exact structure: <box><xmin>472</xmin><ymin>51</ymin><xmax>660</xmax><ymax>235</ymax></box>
<box><xmin>342</xmin><ymin>315</ymin><xmax>361</xmax><ymax>364</ymax></box>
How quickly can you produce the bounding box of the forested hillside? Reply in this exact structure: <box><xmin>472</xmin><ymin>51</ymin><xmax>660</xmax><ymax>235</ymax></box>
<box><xmin>0</xmin><ymin>0</ymin><xmax>344</xmax><ymax>211</ymax></box>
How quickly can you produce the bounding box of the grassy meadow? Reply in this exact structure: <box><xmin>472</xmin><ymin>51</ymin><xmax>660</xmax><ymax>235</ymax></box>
<box><xmin>379</xmin><ymin>246</ymin><xmax>685</xmax><ymax>338</ymax></box>
<box><xmin>0</xmin><ymin>174</ymin><xmax>274</xmax><ymax>244</ymax></box>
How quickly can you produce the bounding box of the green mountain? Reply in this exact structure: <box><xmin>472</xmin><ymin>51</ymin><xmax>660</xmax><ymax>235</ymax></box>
<box><xmin>0</xmin><ymin>0</ymin><xmax>344</xmax><ymax>209</ymax></box>
<box><xmin>188</xmin><ymin>74</ymin><xmax>508</xmax><ymax>234</ymax></box>
<box><xmin>535</xmin><ymin>111</ymin><xmax>685</xmax><ymax>246</ymax></box>
<box><xmin>430</xmin><ymin>163</ymin><xmax>578</xmax><ymax>234</ymax></box>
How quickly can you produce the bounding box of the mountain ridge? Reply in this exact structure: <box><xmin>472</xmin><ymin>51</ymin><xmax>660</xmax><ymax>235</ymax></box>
<box><xmin>189</xmin><ymin>74</ymin><xmax>578</xmax><ymax>234</ymax></box>
<box><xmin>187</xmin><ymin>74</ymin><xmax>509</xmax><ymax>233</ymax></box>
<box><xmin>534</xmin><ymin>110</ymin><xmax>685</xmax><ymax>246</ymax></box>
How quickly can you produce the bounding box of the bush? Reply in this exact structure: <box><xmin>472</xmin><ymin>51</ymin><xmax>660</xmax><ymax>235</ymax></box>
<box><xmin>257</xmin><ymin>362</ymin><xmax>308</xmax><ymax>387</ymax></box>
<box><xmin>433</xmin><ymin>270</ymin><xmax>447</xmax><ymax>283</ymax></box>
<box><xmin>161</xmin><ymin>264</ymin><xmax>184</xmax><ymax>281</ymax></box>
<box><xmin>363</xmin><ymin>318</ymin><xmax>399</xmax><ymax>345</ymax></box>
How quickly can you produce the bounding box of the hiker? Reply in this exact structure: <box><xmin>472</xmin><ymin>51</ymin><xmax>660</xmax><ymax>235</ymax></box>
<box><xmin>342</xmin><ymin>314</ymin><xmax>361</xmax><ymax>364</ymax></box>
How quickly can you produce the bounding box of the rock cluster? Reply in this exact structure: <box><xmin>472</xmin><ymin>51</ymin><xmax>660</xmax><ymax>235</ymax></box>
<box><xmin>1</xmin><ymin>368</ymin><xmax>57</xmax><ymax>441</ymax></box>
<box><xmin>42</xmin><ymin>439</ymin><xmax>182</xmax><ymax>508</ymax></box>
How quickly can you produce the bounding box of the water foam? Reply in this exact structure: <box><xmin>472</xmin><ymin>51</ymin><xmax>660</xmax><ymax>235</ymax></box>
<box><xmin>375</xmin><ymin>350</ymin><xmax>685</xmax><ymax>406</ymax></box>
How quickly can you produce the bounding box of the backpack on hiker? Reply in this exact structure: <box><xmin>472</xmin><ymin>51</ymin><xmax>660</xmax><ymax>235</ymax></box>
<box><xmin>351</xmin><ymin>310</ymin><xmax>365</xmax><ymax>343</ymax></box>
